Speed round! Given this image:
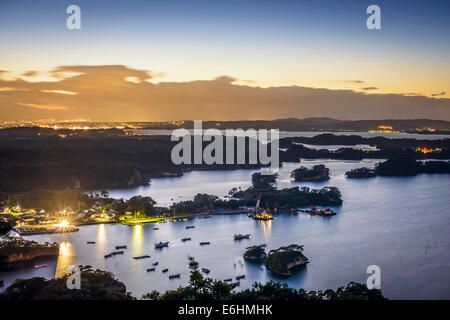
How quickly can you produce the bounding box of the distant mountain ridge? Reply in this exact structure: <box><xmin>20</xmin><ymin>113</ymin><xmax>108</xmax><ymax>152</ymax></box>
<box><xmin>175</xmin><ymin>118</ymin><xmax>450</xmax><ymax>132</ymax></box>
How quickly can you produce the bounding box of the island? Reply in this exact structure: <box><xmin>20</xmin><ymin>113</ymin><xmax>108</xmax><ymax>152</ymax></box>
<box><xmin>265</xmin><ymin>244</ymin><xmax>309</xmax><ymax>276</ymax></box>
<box><xmin>291</xmin><ymin>165</ymin><xmax>330</xmax><ymax>182</ymax></box>
<box><xmin>243</xmin><ymin>245</ymin><xmax>267</xmax><ymax>261</ymax></box>
<box><xmin>345</xmin><ymin>167</ymin><xmax>377</xmax><ymax>178</ymax></box>
<box><xmin>345</xmin><ymin>158</ymin><xmax>450</xmax><ymax>178</ymax></box>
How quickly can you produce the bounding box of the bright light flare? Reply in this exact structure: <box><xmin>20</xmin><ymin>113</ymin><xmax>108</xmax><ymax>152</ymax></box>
<box><xmin>57</xmin><ymin>220</ymin><xmax>70</xmax><ymax>228</ymax></box>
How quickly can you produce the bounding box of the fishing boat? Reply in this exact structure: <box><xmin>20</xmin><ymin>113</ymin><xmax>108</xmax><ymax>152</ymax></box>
<box><xmin>34</xmin><ymin>264</ymin><xmax>47</xmax><ymax>269</ymax></box>
<box><xmin>86</xmin><ymin>241</ymin><xmax>95</xmax><ymax>244</ymax></box>
<box><xmin>115</xmin><ymin>245</ymin><xmax>127</xmax><ymax>249</ymax></box>
<box><xmin>146</xmin><ymin>268</ymin><xmax>155</xmax><ymax>272</ymax></box>
<box><xmin>233</xmin><ymin>234</ymin><xmax>251</xmax><ymax>240</ymax></box>
<box><xmin>185</xmin><ymin>225</ymin><xmax>195</xmax><ymax>229</ymax></box>
<box><xmin>133</xmin><ymin>255</ymin><xmax>151</xmax><ymax>260</ymax></box>
<box><xmin>152</xmin><ymin>261</ymin><xmax>159</xmax><ymax>266</ymax></box>
<box><xmin>162</xmin><ymin>268</ymin><xmax>169</xmax><ymax>273</ymax></box>
<box><xmin>169</xmin><ymin>274</ymin><xmax>181</xmax><ymax>279</ymax></box>
<box><xmin>182</xmin><ymin>237</ymin><xmax>191</xmax><ymax>242</ymax></box>
<box><xmin>201</xmin><ymin>268</ymin><xmax>210</xmax><ymax>274</ymax></box>
<box><xmin>154</xmin><ymin>241</ymin><xmax>169</xmax><ymax>248</ymax></box>
<box><xmin>199</xmin><ymin>241</ymin><xmax>210</xmax><ymax>245</ymax></box>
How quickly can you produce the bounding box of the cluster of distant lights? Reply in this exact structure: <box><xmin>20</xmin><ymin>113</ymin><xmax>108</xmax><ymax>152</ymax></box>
<box><xmin>0</xmin><ymin>119</ymin><xmax>184</xmax><ymax>130</ymax></box>
<box><xmin>415</xmin><ymin>147</ymin><xmax>442</xmax><ymax>154</ymax></box>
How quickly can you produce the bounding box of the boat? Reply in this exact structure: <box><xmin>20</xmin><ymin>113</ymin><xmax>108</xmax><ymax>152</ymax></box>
<box><xmin>153</xmin><ymin>227</ymin><xmax>159</xmax><ymax>230</ymax></box>
<box><xmin>300</xmin><ymin>206</ymin><xmax>336</xmax><ymax>216</ymax></box>
<box><xmin>162</xmin><ymin>268</ymin><xmax>169</xmax><ymax>273</ymax></box>
<box><xmin>111</xmin><ymin>251</ymin><xmax>124</xmax><ymax>255</ymax></box>
<box><xmin>86</xmin><ymin>241</ymin><xmax>95</xmax><ymax>244</ymax></box>
<box><xmin>199</xmin><ymin>242</ymin><xmax>210</xmax><ymax>245</ymax></box>
<box><xmin>154</xmin><ymin>241</ymin><xmax>169</xmax><ymax>248</ymax></box>
<box><xmin>224</xmin><ymin>278</ymin><xmax>232</xmax><ymax>282</ymax></box>
<box><xmin>250</xmin><ymin>193</ymin><xmax>273</xmax><ymax>221</ymax></box>
<box><xmin>169</xmin><ymin>274</ymin><xmax>180</xmax><ymax>279</ymax></box>
<box><xmin>146</xmin><ymin>268</ymin><xmax>155</xmax><ymax>272</ymax></box>
<box><xmin>34</xmin><ymin>264</ymin><xmax>47</xmax><ymax>269</ymax></box>
<box><xmin>185</xmin><ymin>225</ymin><xmax>195</xmax><ymax>229</ymax></box>
<box><xmin>152</xmin><ymin>262</ymin><xmax>159</xmax><ymax>266</ymax></box>
<box><xmin>234</xmin><ymin>234</ymin><xmax>251</xmax><ymax>240</ymax></box>
<box><xmin>182</xmin><ymin>237</ymin><xmax>191</xmax><ymax>242</ymax></box>
<box><xmin>133</xmin><ymin>255</ymin><xmax>151</xmax><ymax>260</ymax></box>
<box><xmin>236</xmin><ymin>275</ymin><xmax>246</xmax><ymax>280</ymax></box>
<box><xmin>232</xmin><ymin>281</ymin><xmax>241</xmax><ymax>287</ymax></box>
<box><xmin>104</xmin><ymin>253</ymin><xmax>113</xmax><ymax>259</ymax></box>
<box><xmin>115</xmin><ymin>245</ymin><xmax>127</xmax><ymax>249</ymax></box>
<box><xmin>201</xmin><ymin>268</ymin><xmax>210</xmax><ymax>274</ymax></box>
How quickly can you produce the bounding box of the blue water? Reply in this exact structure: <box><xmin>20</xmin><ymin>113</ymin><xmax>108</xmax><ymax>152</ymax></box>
<box><xmin>1</xmin><ymin>160</ymin><xmax>449</xmax><ymax>299</ymax></box>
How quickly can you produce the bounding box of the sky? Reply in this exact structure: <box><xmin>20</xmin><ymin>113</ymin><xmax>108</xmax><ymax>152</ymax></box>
<box><xmin>0</xmin><ymin>0</ymin><xmax>449</xmax><ymax>121</ymax></box>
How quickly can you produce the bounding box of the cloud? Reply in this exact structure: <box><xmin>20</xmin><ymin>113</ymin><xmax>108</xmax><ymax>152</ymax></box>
<box><xmin>431</xmin><ymin>91</ymin><xmax>445</xmax><ymax>97</ymax></box>
<box><xmin>214</xmin><ymin>75</ymin><xmax>237</xmax><ymax>83</ymax></box>
<box><xmin>21</xmin><ymin>70</ymin><xmax>40</xmax><ymax>77</ymax></box>
<box><xmin>0</xmin><ymin>65</ymin><xmax>449</xmax><ymax>121</ymax></box>
<box><xmin>343</xmin><ymin>80</ymin><xmax>365</xmax><ymax>84</ymax></box>
<box><xmin>361</xmin><ymin>87</ymin><xmax>378</xmax><ymax>91</ymax></box>
<box><xmin>18</xmin><ymin>103</ymin><xmax>69</xmax><ymax>111</ymax></box>
<box><xmin>41</xmin><ymin>90</ymin><xmax>78</xmax><ymax>95</ymax></box>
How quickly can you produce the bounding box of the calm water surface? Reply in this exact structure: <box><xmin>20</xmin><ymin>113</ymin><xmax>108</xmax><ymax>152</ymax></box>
<box><xmin>2</xmin><ymin>160</ymin><xmax>449</xmax><ymax>300</ymax></box>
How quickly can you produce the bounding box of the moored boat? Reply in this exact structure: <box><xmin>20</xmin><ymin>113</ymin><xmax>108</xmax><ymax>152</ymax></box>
<box><xmin>133</xmin><ymin>255</ymin><xmax>150</xmax><ymax>260</ymax></box>
<box><xmin>234</xmin><ymin>234</ymin><xmax>251</xmax><ymax>240</ymax></box>
<box><xmin>182</xmin><ymin>237</ymin><xmax>191</xmax><ymax>242</ymax></box>
<box><xmin>34</xmin><ymin>264</ymin><xmax>47</xmax><ymax>269</ymax></box>
<box><xmin>199</xmin><ymin>241</ymin><xmax>210</xmax><ymax>245</ymax></box>
<box><xmin>154</xmin><ymin>241</ymin><xmax>169</xmax><ymax>248</ymax></box>
<box><xmin>300</xmin><ymin>205</ymin><xmax>336</xmax><ymax>216</ymax></box>
<box><xmin>162</xmin><ymin>268</ymin><xmax>169</xmax><ymax>273</ymax></box>
<box><xmin>146</xmin><ymin>268</ymin><xmax>155</xmax><ymax>272</ymax></box>
<box><xmin>201</xmin><ymin>268</ymin><xmax>210</xmax><ymax>274</ymax></box>
<box><xmin>169</xmin><ymin>274</ymin><xmax>180</xmax><ymax>279</ymax></box>
<box><xmin>115</xmin><ymin>245</ymin><xmax>127</xmax><ymax>249</ymax></box>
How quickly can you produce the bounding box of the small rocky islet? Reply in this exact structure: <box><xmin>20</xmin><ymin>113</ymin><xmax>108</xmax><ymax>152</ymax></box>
<box><xmin>244</xmin><ymin>244</ymin><xmax>309</xmax><ymax>276</ymax></box>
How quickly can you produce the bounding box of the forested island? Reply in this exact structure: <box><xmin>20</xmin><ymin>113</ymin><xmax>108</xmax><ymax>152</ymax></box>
<box><xmin>265</xmin><ymin>245</ymin><xmax>309</xmax><ymax>276</ymax></box>
<box><xmin>291</xmin><ymin>165</ymin><xmax>330</xmax><ymax>181</ymax></box>
<box><xmin>243</xmin><ymin>245</ymin><xmax>267</xmax><ymax>261</ymax></box>
<box><xmin>346</xmin><ymin>158</ymin><xmax>450</xmax><ymax>178</ymax></box>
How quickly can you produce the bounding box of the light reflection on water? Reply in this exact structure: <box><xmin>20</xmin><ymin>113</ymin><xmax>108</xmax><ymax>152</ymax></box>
<box><xmin>55</xmin><ymin>241</ymin><xmax>74</xmax><ymax>278</ymax></box>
